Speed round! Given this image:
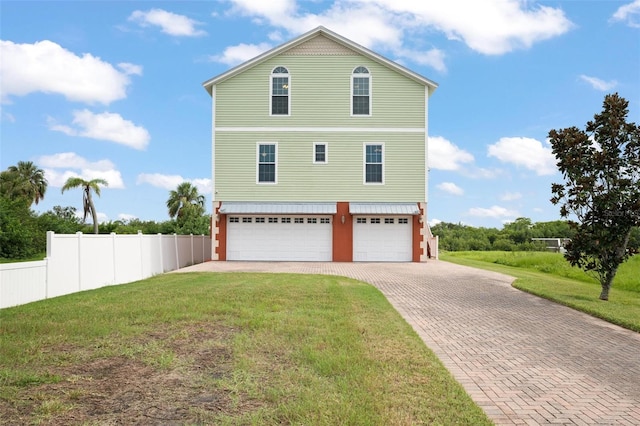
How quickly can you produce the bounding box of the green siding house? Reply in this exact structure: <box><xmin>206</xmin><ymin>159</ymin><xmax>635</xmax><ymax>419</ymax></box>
<box><xmin>203</xmin><ymin>26</ymin><xmax>438</xmax><ymax>262</ymax></box>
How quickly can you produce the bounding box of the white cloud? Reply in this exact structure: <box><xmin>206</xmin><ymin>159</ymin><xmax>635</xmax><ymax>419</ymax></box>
<box><xmin>0</xmin><ymin>40</ymin><xmax>137</xmax><ymax>105</ymax></box>
<box><xmin>428</xmin><ymin>136</ymin><xmax>475</xmax><ymax>171</ymax></box>
<box><xmin>118</xmin><ymin>213</ymin><xmax>138</xmax><ymax>221</ymax></box>
<box><xmin>221</xmin><ymin>0</ymin><xmax>443</xmax><ymax>70</ymax></box>
<box><xmin>579</xmin><ymin>75</ymin><xmax>618</xmax><ymax>91</ymax></box>
<box><xmin>468</xmin><ymin>205</ymin><xmax>519</xmax><ymax>218</ymax></box>
<box><xmin>487</xmin><ymin>137</ymin><xmax>556</xmax><ymax>176</ymax></box>
<box><xmin>428</xmin><ymin>218</ymin><xmax>442</xmax><ymax>227</ymax></box>
<box><xmin>136</xmin><ymin>173</ymin><xmax>212</xmax><ymax>195</ymax></box>
<box><xmin>611</xmin><ymin>0</ymin><xmax>640</xmax><ymax>28</ymax></box>
<box><xmin>221</xmin><ymin>0</ymin><xmax>573</xmax><ymax>71</ymax></box>
<box><xmin>210</xmin><ymin>42</ymin><xmax>273</xmax><ymax>65</ymax></box>
<box><xmin>36</xmin><ymin>152</ymin><xmax>125</xmax><ymax>189</ymax></box>
<box><xmin>118</xmin><ymin>63</ymin><xmax>143</xmax><ymax>76</ymax></box>
<box><xmin>128</xmin><ymin>9</ymin><xmax>207</xmax><ymax>37</ymax></box>
<box><xmin>500</xmin><ymin>191</ymin><xmax>522</xmax><ymax>201</ymax></box>
<box><xmin>396</xmin><ymin>47</ymin><xmax>447</xmax><ymax>73</ymax></box>
<box><xmin>437</xmin><ymin>182</ymin><xmax>464</xmax><ymax>196</ymax></box>
<box><xmin>48</xmin><ymin>110</ymin><xmax>150</xmax><ymax>150</ymax></box>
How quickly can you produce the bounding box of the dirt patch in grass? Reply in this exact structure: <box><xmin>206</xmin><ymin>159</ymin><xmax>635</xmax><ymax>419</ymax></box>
<box><xmin>1</xmin><ymin>322</ymin><xmax>262</xmax><ymax>425</ymax></box>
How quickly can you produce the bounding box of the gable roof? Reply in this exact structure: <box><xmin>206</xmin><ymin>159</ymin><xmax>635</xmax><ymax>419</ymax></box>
<box><xmin>202</xmin><ymin>26</ymin><xmax>438</xmax><ymax>96</ymax></box>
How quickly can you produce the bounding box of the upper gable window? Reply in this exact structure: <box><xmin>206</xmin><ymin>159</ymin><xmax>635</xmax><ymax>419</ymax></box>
<box><xmin>352</xmin><ymin>66</ymin><xmax>370</xmax><ymax>116</ymax></box>
<box><xmin>271</xmin><ymin>66</ymin><xmax>289</xmax><ymax>116</ymax></box>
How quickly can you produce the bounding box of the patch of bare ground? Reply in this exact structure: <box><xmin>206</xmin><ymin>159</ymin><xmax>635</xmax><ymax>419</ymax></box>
<box><xmin>1</xmin><ymin>322</ymin><xmax>262</xmax><ymax>425</ymax></box>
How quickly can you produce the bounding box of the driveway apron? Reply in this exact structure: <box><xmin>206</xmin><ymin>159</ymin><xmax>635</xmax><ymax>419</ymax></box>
<box><xmin>177</xmin><ymin>260</ymin><xmax>640</xmax><ymax>425</ymax></box>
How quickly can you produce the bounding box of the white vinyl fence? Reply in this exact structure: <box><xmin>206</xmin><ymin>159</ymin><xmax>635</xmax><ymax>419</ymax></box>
<box><xmin>0</xmin><ymin>231</ymin><xmax>212</xmax><ymax>309</ymax></box>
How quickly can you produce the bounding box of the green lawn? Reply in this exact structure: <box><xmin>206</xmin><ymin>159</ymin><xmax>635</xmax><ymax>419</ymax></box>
<box><xmin>0</xmin><ymin>272</ymin><xmax>491</xmax><ymax>425</ymax></box>
<box><xmin>441</xmin><ymin>251</ymin><xmax>640</xmax><ymax>332</ymax></box>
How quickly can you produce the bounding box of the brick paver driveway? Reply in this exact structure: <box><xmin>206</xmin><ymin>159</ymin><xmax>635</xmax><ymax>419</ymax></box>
<box><xmin>178</xmin><ymin>260</ymin><xmax>640</xmax><ymax>425</ymax></box>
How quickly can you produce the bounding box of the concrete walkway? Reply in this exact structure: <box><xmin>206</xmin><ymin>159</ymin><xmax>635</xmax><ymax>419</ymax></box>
<box><xmin>177</xmin><ymin>260</ymin><xmax>640</xmax><ymax>425</ymax></box>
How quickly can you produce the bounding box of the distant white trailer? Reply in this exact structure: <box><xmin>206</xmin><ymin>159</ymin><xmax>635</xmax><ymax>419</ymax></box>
<box><xmin>531</xmin><ymin>238</ymin><xmax>571</xmax><ymax>253</ymax></box>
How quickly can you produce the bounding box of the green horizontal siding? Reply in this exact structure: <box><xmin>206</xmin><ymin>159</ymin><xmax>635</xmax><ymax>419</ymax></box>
<box><xmin>215</xmin><ymin>132</ymin><xmax>425</xmax><ymax>202</ymax></box>
<box><xmin>215</xmin><ymin>55</ymin><xmax>425</xmax><ymax>128</ymax></box>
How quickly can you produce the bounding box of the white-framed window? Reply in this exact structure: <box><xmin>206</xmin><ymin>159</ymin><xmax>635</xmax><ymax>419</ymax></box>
<box><xmin>320</xmin><ymin>218</ymin><xmax>330</xmax><ymax>224</ymax></box>
<box><xmin>255</xmin><ymin>217</ymin><xmax>265</xmax><ymax>223</ymax></box>
<box><xmin>294</xmin><ymin>218</ymin><xmax>304</xmax><ymax>224</ymax></box>
<box><xmin>281</xmin><ymin>217</ymin><xmax>291</xmax><ymax>223</ymax></box>
<box><xmin>230</xmin><ymin>217</ymin><xmax>239</xmax><ymax>223</ymax></box>
<box><xmin>398</xmin><ymin>218</ymin><xmax>409</xmax><ymax>224</ymax></box>
<box><xmin>371</xmin><ymin>218</ymin><xmax>381</xmax><ymax>224</ymax></box>
<box><xmin>364</xmin><ymin>143</ymin><xmax>384</xmax><ymax>184</ymax></box>
<box><xmin>385</xmin><ymin>218</ymin><xmax>394</xmax><ymax>224</ymax></box>
<box><xmin>257</xmin><ymin>142</ymin><xmax>277</xmax><ymax>183</ymax></box>
<box><xmin>271</xmin><ymin>66</ymin><xmax>290</xmax><ymax>116</ymax></box>
<box><xmin>351</xmin><ymin>66</ymin><xmax>371</xmax><ymax>116</ymax></box>
<box><xmin>268</xmin><ymin>217</ymin><xmax>278</xmax><ymax>223</ymax></box>
<box><xmin>307</xmin><ymin>218</ymin><xmax>317</xmax><ymax>224</ymax></box>
<box><xmin>242</xmin><ymin>217</ymin><xmax>252</xmax><ymax>223</ymax></box>
<box><xmin>313</xmin><ymin>142</ymin><xmax>328</xmax><ymax>164</ymax></box>
<box><xmin>356</xmin><ymin>218</ymin><xmax>366</xmax><ymax>224</ymax></box>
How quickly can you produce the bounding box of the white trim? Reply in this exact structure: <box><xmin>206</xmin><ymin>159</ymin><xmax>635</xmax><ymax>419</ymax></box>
<box><xmin>424</xmin><ymin>86</ymin><xmax>429</xmax><ymax>203</ymax></box>
<box><xmin>313</xmin><ymin>142</ymin><xmax>328</xmax><ymax>164</ymax></box>
<box><xmin>211</xmin><ymin>86</ymin><xmax>216</xmax><ymax>201</ymax></box>
<box><xmin>363</xmin><ymin>142</ymin><xmax>384</xmax><ymax>185</ymax></box>
<box><xmin>350</xmin><ymin>66</ymin><xmax>372</xmax><ymax>117</ymax></box>
<box><xmin>256</xmin><ymin>142</ymin><xmax>278</xmax><ymax>184</ymax></box>
<box><xmin>269</xmin><ymin>66</ymin><xmax>290</xmax><ymax>117</ymax></box>
<box><xmin>217</xmin><ymin>127</ymin><xmax>424</xmax><ymax>133</ymax></box>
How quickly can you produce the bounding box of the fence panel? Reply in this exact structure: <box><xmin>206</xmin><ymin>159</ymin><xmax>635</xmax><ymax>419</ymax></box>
<box><xmin>0</xmin><ymin>232</ymin><xmax>211</xmax><ymax>309</ymax></box>
<box><xmin>0</xmin><ymin>261</ymin><xmax>47</xmax><ymax>308</ymax></box>
<box><xmin>113</xmin><ymin>234</ymin><xmax>144</xmax><ymax>284</ymax></box>
<box><xmin>80</xmin><ymin>234</ymin><xmax>116</xmax><ymax>291</ymax></box>
<box><xmin>46</xmin><ymin>233</ymin><xmax>81</xmax><ymax>298</ymax></box>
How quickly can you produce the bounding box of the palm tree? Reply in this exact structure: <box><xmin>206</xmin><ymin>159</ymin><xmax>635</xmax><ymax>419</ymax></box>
<box><xmin>0</xmin><ymin>161</ymin><xmax>48</xmax><ymax>206</ymax></box>
<box><xmin>61</xmin><ymin>177</ymin><xmax>108</xmax><ymax>234</ymax></box>
<box><xmin>167</xmin><ymin>182</ymin><xmax>205</xmax><ymax>219</ymax></box>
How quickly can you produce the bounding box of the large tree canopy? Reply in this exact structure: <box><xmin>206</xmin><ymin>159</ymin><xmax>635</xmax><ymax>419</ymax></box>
<box><xmin>167</xmin><ymin>182</ymin><xmax>205</xmax><ymax>219</ymax></box>
<box><xmin>549</xmin><ymin>93</ymin><xmax>640</xmax><ymax>300</ymax></box>
<box><xmin>0</xmin><ymin>161</ymin><xmax>48</xmax><ymax>206</ymax></box>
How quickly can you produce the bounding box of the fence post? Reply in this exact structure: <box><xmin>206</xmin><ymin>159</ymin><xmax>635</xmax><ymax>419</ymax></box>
<box><xmin>111</xmin><ymin>232</ymin><xmax>117</xmax><ymax>284</ymax></box>
<box><xmin>138</xmin><ymin>231</ymin><xmax>144</xmax><ymax>280</ymax></box>
<box><xmin>76</xmin><ymin>232</ymin><xmax>83</xmax><ymax>291</ymax></box>
<box><xmin>174</xmin><ymin>234</ymin><xmax>179</xmax><ymax>270</ymax></box>
<box><xmin>46</xmin><ymin>231</ymin><xmax>54</xmax><ymax>299</ymax></box>
<box><xmin>158</xmin><ymin>233</ymin><xmax>164</xmax><ymax>273</ymax></box>
<box><xmin>190</xmin><ymin>234</ymin><xmax>194</xmax><ymax>266</ymax></box>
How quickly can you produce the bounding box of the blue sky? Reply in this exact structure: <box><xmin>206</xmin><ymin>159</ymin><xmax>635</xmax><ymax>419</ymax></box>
<box><xmin>1</xmin><ymin>0</ymin><xmax>639</xmax><ymax>228</ymax></box>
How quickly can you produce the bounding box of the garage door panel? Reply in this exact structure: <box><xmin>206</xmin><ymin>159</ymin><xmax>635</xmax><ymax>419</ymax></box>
<box><xmin>227</xmin><ymin>216</ymin><xmax>332</xmax><ymax>261</ymax></box>
<box><xmin>353</xmin><ymin>217</ymin><xmax>412</xmax><ymax>262</ymax></box>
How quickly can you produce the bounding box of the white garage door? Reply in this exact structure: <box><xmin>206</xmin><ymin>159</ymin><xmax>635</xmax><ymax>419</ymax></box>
<box><xmin>353</xmin><ymin>216</ymin><xmax>412</xmax><ymax>261</ymax></box>
<box><xmin>227</xmin><ymin>216</ymin><xmax>332</xmax><ymax>261</ymax></box>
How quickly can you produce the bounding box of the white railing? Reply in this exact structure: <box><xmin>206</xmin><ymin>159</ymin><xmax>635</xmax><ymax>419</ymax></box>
<box><xmin>0</xmin><ymin>231</ymin><xmax>212</xmax><ymax>309</ymax></box>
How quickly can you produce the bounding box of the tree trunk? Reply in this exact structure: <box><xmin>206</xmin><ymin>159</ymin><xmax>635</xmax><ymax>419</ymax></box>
<box><xmin>88</xmin><ymin>195</ymin><xmax>99</xmax><ymax>234</ymax></box>
<box><xmin>599</xmin><ymin>229</ymin><xmax>632</xmax><ymax>301</ymax></box>
<box><xmin>599</xmin><ymin>282</ymin><xmax>611</xmax><ymax>301</ymax></box>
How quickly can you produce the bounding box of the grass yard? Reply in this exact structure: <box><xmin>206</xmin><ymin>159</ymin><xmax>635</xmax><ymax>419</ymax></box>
<box><xmin>0</xmin><ymin>272</ymin><xmax>491</xmax><ymax>425</ymax></box>
<box><xmin>441</xmin><ymin>251</ymin><xmax>640</xmax><ymax>332</ymax></box>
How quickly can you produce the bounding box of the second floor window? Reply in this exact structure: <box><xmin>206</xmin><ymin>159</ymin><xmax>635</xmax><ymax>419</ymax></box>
<box><xmin>258</xmin><ymin>143</ymin><xmax>277</xmax><ymax>183</ymax></box>
<box><xmin>352</xmin><ymin>66</ymin><xmax>370</xmax><ymax>116</ymax></box>
<box><xmin>365</xmin><ymin>143</ymin><xmax>383</xmax><ymax>183</ymax></box>
<box><xmin>314</xmin><ymin>142</ymin><xmax>327</xmax><ymax>163</ymax></box>
<box><xmin>271</xmin><ymin>66</ymin><xmax>289</xmax><ymax>115</ymax></box>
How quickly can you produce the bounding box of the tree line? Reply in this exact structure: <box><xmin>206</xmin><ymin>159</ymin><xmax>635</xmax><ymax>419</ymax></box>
<box><xmin>0</xmin><ymin>162</ymin><xmax>210</xmax><ymax>259</ymax></box>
